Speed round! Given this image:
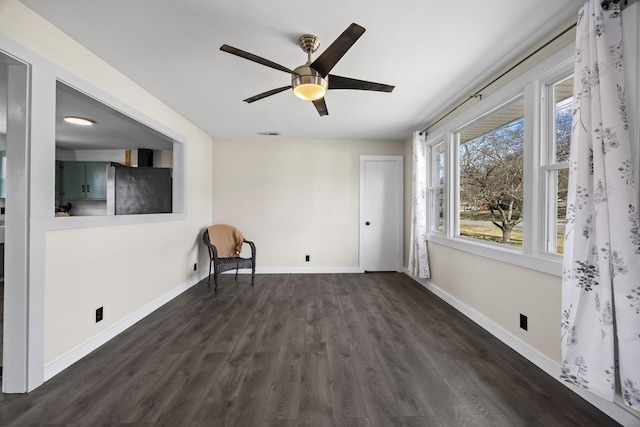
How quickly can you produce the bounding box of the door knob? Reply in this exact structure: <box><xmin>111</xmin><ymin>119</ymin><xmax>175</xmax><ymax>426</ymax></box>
<box><xmin>365</xmin><ymin>221</ymin><xmax>371</xmax><ymax>226</ymax></box>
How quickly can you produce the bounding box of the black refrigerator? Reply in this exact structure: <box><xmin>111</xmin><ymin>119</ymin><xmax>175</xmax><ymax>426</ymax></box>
<box><xmin>106</xmin><ymin>165</ymin><xmax>172</xmax><ymax>215</ymax></box>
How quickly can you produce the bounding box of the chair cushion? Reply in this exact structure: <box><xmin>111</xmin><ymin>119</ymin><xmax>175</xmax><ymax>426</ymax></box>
<box><xmin>208</xmin><ymin>224</ymin><xmax>244</xmax><ymax>258</ymax></box>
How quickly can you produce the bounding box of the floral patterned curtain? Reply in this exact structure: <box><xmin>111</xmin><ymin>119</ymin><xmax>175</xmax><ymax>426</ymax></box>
<box><xmin>408</xmin><ymin>131</ymin><xmax>430</xmax><ymax>279</ymax></box>
<box><xmin>561</xmin><ymin>0</ymin><xmax>640</xmax><ymax>410</ymax></box>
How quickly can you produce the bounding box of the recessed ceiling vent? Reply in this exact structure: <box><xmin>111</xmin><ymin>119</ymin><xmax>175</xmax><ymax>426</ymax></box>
<box><xmin>257</xmin><ymin>131</ymin><xmax>281</xmax><ymax>136</ymax></box>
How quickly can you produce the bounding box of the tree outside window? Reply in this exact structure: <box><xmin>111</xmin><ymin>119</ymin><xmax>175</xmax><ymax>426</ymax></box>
<box><xmin>457</xmin><ymin>98</ymin><xmax>525</xmax><ymax>247</ymax></box>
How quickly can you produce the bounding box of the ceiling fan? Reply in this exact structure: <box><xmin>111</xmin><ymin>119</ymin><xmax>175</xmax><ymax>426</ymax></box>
<box><xmin>220</xmin><ymin>23</ymin><xmax>395</xmax><ymax>116</ymax></box>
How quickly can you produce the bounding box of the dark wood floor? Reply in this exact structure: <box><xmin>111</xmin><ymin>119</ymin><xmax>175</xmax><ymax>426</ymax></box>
<box><xmin>0</xmin><ymin>273</ymin><xmax>621</xmax><ymax>426</ymax></box>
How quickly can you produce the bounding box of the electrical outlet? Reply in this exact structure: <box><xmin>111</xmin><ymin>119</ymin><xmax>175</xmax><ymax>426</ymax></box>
<box><xmin>305</xmin><ymin>255</ymin><xmax>310</xmax><ymax>262</ymax></box>
<box><xmin>193</xmin><ymin>263</ymin><xmax>197</xmax><ymax>271</ymax></box>
<box><xmin>96</xmin><ymin>307</ymin><xmax>104</xmax><ymax>323</ymax></box>
<box><xmin>520</xmin><ymin>314</ymin><xmax>528</xmax><ymax>331</ymax></box>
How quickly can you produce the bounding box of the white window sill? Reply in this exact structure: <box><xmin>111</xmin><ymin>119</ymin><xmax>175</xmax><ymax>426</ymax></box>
<box><xmin>32</xmin><ymin>212</ymin><xmax>187</xmax><ymax>233</ymax></box>
<box><xmin>427</xmin><ymin>233</ymin><xmax>563</xmax><ymax>276</ymax></box>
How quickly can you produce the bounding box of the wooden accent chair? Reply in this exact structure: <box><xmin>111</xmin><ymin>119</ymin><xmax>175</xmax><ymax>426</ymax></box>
<box><xmin>202</xmin><ymin>224</ymin><xmax>256</xmax><ymax>290</ymax></box>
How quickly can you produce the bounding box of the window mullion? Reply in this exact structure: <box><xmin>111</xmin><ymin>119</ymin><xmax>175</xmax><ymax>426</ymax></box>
<box><xmin>523</xmin><ymin>80</ymin><xmax>540</xmax><ymax>256</ymax></box>
<box><xmin>448</xmin><ymin>131</ymin><xmax>457</xmax><ymax>240</ymax></box>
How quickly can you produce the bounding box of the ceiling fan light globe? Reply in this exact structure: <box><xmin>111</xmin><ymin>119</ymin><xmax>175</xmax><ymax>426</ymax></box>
<box><xmin>291</xmin><ymin>65</ymin><xmax>328</xmax><ymax>101</ymax></box>
<box><xmin>293</xmin><ymin>84</ymin><xmax>326</xmax><ymax>101</ymax></box>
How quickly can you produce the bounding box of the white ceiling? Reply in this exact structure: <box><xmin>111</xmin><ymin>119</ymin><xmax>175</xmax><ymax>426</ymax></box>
<box><xmin>18</xmin><ymin>0</ymin><xmax>583</xmax><ymax>142</ymax></box>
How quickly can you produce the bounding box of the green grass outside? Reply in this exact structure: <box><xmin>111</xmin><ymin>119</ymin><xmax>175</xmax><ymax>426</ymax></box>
<box><xmin>459</xmin><ymin>224</ymin><xmax>523</xmax><ymax>247</ymax></box>
<box><xmin>459</xmin><ymin>222</ymin><xmax>564</xmax><ymax>253</ymax></box>
<box><xmin>459</xmin><ymin>210</ymin><xmax>522</xmax><ymax>221</ymax></box>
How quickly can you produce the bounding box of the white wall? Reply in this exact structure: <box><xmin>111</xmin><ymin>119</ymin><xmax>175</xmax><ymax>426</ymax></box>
<box><xmin>212</xmin><ymin>138</ymin><xmax>405</xmax><ymax>271</ymax></box>
<box><xmin>428</xmin><ymin>243</ymin><xmax>561</xmax><ymax>359</ymax></box>
<box><xmin>0</xmin><ymin>0</ymin><xmax>213</xmax><ymax>378</ymax></box>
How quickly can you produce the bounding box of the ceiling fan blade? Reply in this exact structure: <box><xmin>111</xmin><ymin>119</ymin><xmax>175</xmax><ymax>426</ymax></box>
<box><xmin>221</xmin><ymin>44</ymin><xmax>293</xmax><ymax>74</ymax></box>
<box><xmin>243</xmin><ymin>86</ymin><xmax>292</xmax><ymax>103</ymax></box>
<box><xmin>328</xmin><ymin>74</ymin><xmax>395</xmax><ymax>92</ymax></box>
<box><xmin>310</xmin><ymin>23</ymin><xmax>366</xmax><ymax>77</ymax></box>
<box><xmin>313</xmin><ymin>98</ymin><xmax>329</xmax><ymax>116</ymax></box>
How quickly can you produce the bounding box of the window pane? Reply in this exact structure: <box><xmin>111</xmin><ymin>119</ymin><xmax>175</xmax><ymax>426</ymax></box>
<box><xmin>458</xmin><ymin>98</ymin><xmax>524</xmax><ymax>247</ymax></box>
<box><xmin>546</xmin><ymin>168</ymin><xmax>568</xmax><ymax>254</ymax></box>
<box><xmin>431</xmin><ymin>187</ymin><xmax>444</xmax><ymax>232</ymax></box>
<box><xmin>553</xmin><ymin>76</ymin><xmax>573</xmax><ymax>163</ymax></box>
<box><xmin>433</xmin><ymin>142</ymin><xmax>445</xmax><ymax>185</ymax></box>
<box><xmin>545</xmin><ymin>74</ymin><xmax>572</xmax><ymax>255</ymax></box>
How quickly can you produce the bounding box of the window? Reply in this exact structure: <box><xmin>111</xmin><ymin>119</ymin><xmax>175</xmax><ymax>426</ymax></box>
<box><xmin>456</xmin><ymin>97</ymin><xmax>525</xmax><ymax>248</ymax></box>
<box><xmin>423</xmin><ymin>45</ymin><xmax>575</xmax><ymax>275</ymax></box>
<box><xmin>543</xmin><ymin>75</ymin><xmax>573</xmax><ymax>254</ymax></box>
<box><xmin>429</xmin><ymin>141</ymin><xmax>445</xmax><ymax>232</ymax></box>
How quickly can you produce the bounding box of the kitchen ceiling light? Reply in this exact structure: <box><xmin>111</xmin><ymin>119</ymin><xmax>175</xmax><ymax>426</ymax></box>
<box><xmin>64</xmin><ymin>116</ymin><xmax>94</xmax><ymax>126</ymax></box>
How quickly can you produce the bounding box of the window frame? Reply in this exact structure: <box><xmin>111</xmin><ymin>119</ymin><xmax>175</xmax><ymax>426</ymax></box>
<box><xmin>425</xmin><ymin>44</ymin><xmax>575</xmax><ymax>276</ymax></box>
<box><xmin>427</xmin><ymin>138</ymin><xmax>446</xmax><ymax>234</ymax></box>
<box><xmin>452</xmin><ymin>93</ymin><xmax>526</xmax><ymax>250</ymax></box>
<box><xmin>40</xmin><ymin>72</ymin><xmax>187</xmax><ymax>232</ymax></box>
<box><xmin>540</xmin><ymin>72</ymin><xmax>574</xmax><ymax>257</ymax></box>
<box><xmin>54</xmin><ymin>79</ymin><xmax>182</xmax><ymax>218</ymax></box>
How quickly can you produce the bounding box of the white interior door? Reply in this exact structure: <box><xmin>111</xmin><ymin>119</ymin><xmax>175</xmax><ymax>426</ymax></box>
<box><xmin>360</xmin><ymin>156</ymin><xmax>403</xmax><ymax>272</ymax></box>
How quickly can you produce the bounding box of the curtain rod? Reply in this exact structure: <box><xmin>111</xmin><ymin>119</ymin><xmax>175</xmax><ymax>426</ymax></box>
<box><xmin>420</xmin><ymin>21</ymin><xmax>577</xmax><ymax>135</ymax></box>
<box><xmin>420</xmin><ymin>0</ymin><xmax>635</xmax><ymax>136</ymax></box>
<box><xmin>603</xmin><ymin>0</ymin><xmax>636</xmax><ymax>10</ymax></box>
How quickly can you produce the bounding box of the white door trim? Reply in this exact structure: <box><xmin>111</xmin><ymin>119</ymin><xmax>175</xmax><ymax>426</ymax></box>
<box><xmin>359</xmin><ymin>155</ymin><xmax>403</xmax><ymax>272</ymax></box>
<box><xmin>2</xmin><ymin>49</ymin><xmax>34</xmax><ymax>392</ymax></box>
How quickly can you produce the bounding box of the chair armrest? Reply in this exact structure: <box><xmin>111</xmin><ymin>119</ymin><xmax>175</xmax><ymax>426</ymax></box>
<box><xmin>243</xmin><ymin>239</ymin><xmax>256</xmax><ymax>257</ymax></box>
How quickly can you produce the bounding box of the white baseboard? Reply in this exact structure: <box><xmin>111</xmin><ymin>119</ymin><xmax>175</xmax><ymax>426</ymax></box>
<box><xmin>221</xmin><ymin>267</ymin><xmax>364</xmax><ymax>274</ymax></box>
<box><xmin>256</xmin><ymin>267</ymin><xmax>364</xmax><ymax>274</ymax></box>
<box><xmin>43</xmin><ymin>272</ymin><xmax>206</xmax><ymax>382</ymax></box>
<box><xmin>405</xmin><ymin>273</ymin><xmax>640</xmax><ymax>426</ymax></box>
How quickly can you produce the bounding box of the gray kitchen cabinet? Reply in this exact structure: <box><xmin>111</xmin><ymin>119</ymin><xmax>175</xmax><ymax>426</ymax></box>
<box><xmin>85</xmin><ymin>162</ymin><xmax>107</xmax><ymax>199</ymax></box>
<box><xmin>57</xmin><ymin>161</ymin><xmax>108</xmax><ymax>200</ymax></box>
<box><xmin>55</xmin><ymin>160</ymin><xmax>62</xmax><ymax>199</ymax></box>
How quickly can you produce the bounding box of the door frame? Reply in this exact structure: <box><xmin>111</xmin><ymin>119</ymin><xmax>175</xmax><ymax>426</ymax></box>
<box><xmin>359</xmin><ymin>155</ymin><xmax>403</xmax><ymax>272</ymax></box>
<box><xmin>1</xmin><ymin>47</ymin><xmax>34</xmax><ymax>392</ymax></box>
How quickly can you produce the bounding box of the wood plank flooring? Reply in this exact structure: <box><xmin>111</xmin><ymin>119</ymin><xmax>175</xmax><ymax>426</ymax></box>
<box><xmin>0</xmin><ymin>273</ymin><xmax>622</xmax><ymax>426</ymax></box>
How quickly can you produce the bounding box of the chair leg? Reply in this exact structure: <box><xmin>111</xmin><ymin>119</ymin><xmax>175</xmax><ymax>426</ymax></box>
<box><xmin>213</xmin><ymin>272</ymin><xmax>218</xmax><ymax>291</ymax></box>
<box><xmin>207</xmin><ymin>261</ymin><xmax>212</xmax><ymax>289</ymax></box>
<box><xmin>251</xmin><ymin>263</ymin><xmax>255</xmax><ymax>286</ymax></box>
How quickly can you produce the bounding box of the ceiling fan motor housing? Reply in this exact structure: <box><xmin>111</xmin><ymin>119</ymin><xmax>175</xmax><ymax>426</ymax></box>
<box><xmin>291</xmin><ymin>65</ymin><xmax>328</xmax><ymax>101</ymax></box>
<box><xmin>298</xmin><ymin>34</ymin><xmax>321</xmax><ymax>54</ymax></box>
